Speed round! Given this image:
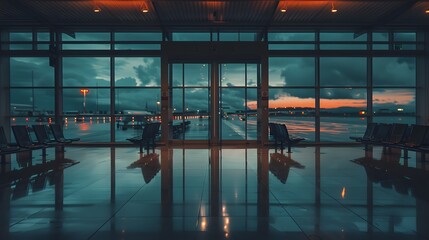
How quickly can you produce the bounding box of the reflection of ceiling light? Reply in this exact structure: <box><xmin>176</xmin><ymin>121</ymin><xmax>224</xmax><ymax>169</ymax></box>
<box><xmin>426</xmin><ymin>9</ymin><xmax>429</xmax><ymax>14</ymax></box>
<box><xmin>141</xmin><ymin>2</ymin><xmax>149</xmax><ymax>13</ymax></box>
<box><xmin>93</xmin><ymin>6</ymin><xmax>101</xmax><ymax>13</ymax></box>
<box><xmin>331</xmin><ymin>2</ymin><xmax>337</xmax><ymax>13</ymax></box>
<box><xmin>280</xmin><ymin>8</ymin><xmax>287</xmax><ymax>13</ymax></box>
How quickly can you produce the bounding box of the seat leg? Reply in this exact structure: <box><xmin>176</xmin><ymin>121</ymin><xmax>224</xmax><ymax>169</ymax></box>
<box><xmin>287</xmin><ymin>144</ymin><xmax>292</xmax><ymax>153</ymax></box>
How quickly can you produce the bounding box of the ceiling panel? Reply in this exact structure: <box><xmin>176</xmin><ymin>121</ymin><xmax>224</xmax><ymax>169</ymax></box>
<box><xmin>1</xmin><ymin>0</ymin><xmax>428</xmax><ymax>29</ymax></box>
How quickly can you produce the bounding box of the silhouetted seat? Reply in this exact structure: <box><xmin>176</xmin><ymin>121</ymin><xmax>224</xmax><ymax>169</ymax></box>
<box><xmin>400</xmin><ymin>125</ymin><xmax>427</xmax><ymax>148</ymax></box>
<box><xmin>383</xmin><ymin>123</ymin><xmax>409</xmax><ymax>145</ymax></box>
<box><xmin>11</xmin><ymin>125</ymin><xmax>44</xmax><ymax>150</ymax></box>
<box><xmin>271</xmin><ymin>123</ymin><xmax>305</xmax><ymax>153</ymax></box>
<box><xmin>127</xmin><ymin>122</ymin><xmax>160</xmax><ymax>153</ymax></box>
<box><xmin>350</xmin><ymin>123</ymin><xmax>378</xmax><ymax>142</ymax></box>
<box><xmin>50</xmin><ymin>124</ymin><xmax>80</xmax><ymax>143</ymax></box>
<box><xmin>0</xmin><ymin>126</ymin><xmax>20</xmax><ymax>153</ymax></box>
<box><xmin>370</xmin><ymin>123</ymin><xmax>392</xmax><ymax>143</ymax></box>
<box><xmin>32</xmin><ymin>125</ymin><xmax>57</xmax><ymax>146</ymax></box>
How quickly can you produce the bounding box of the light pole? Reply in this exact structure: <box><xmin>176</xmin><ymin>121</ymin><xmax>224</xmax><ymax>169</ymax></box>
<box><xmin>80</xmin><ymin>89</ymin><xmax>90</xmax><ymax>113</ymax></box>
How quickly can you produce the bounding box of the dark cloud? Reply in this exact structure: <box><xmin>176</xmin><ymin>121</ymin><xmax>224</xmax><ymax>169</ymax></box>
<box><xmin>115</xmin><ymin>77</ymin><xmax>138</xmax><ymax>87</ymax></box>
<box><xmin>133</xmin><ymin>58</ymin><xmax>161</xmax><ymax>86</ymax></box>
<box><xmin>320</xmin><ymin>89</ymin><xmax>366</xmax><ymax>100</ymax></box>
<box><xmin>320</xmin><ymin>57</ymin><xmax>366</xmax><ymax>86</ymax></box>
<box><xmin>63</xmin><ymin>57</ymin><xmax>110</xmax><ymax>86</ymax></box>
<box><xmin>10</xmin><ymin>58</ymin><xmax>54</xmax><ymax>87</ymax></box>
<box><xmin>373</xmin><ymin>57</ymin><xmax>415</xmax><ymax>86</ymax></box>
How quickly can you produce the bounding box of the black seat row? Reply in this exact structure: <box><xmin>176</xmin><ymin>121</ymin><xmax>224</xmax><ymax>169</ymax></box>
<box><xmin>350</xmin><ymin>123</ymin><xmax>429</xmax><ymax>160</ymax></box>
<box><xmin>171</xmin><ymin>120</ymin><xmax>191</xmax><ymax>136</ymax></box>
<box><xmin>0</xmin><ymin>124</ymin><xmax>79</xmax><ymax>164</ymax></box>
<box><xmin>126</xmin><ymin>122</ymin><xmax>161</xmax><ymax>153</ymax></box>
<box><xmin>269</xmin><ymin>123</ymin><xmax>306</xmax><ymax>153</ymax></box>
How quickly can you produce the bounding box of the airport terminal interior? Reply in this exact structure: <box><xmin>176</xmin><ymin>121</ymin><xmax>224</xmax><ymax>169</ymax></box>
<box><xmin>1</xmin><ymin>0</ymin><xmax>429</xmax><ymax>239</ymax></box>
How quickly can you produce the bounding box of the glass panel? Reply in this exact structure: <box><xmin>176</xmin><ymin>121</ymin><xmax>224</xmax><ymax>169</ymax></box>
<box><xmin>268</xmin><ymin>44</ymin><xmax>315</xmax><ymax>50</ymax></box>
<box><xmin>114</xmin><ymin>44</ymin><xmax>160</xmax><ymax>50</ymax></box>
<box><xmin>319</xmin><ymin>44</ymin><xmax>367</xmax><ymax>50</ymax></box>
<box><xmin>373</xmin><ymin>89</ymin><xmax>415</xmax><ymax>115</ymax></box>
<box><xmin>184</xmin><ymin>88</ymin><xmax>209</xmax><ymax>140</ymax></box>
<box><xmin>63</xmin><ymin>88</ymin><xmax>110</xmax><ymax>115</ymax></box>
<box><xmin>184</xmin><ymin>64</ymin><xmax>209</xmax><ymax>87</ymax></box>
<box><xmin>10</xmin><ymin>88</ymin><xmax>55</xmax><ymax>116</ymax></box>
<box><xmin>37</xmin><ymin>32</ymin><xmax>50</xmax><ymax>41</ymax></box>
<box><xmin>320</xmin><ymin>32</ymin><xmax>367</xmax><ymax>41</ymax></box>
<box><xmin>219</xmin><ymin>32</ymin><xmax>239</xmax><ymax>41</ymax></box>
<box><xmin>372</xmin><ymin>44</ymin><xmax>388</xmax><ymax>50</ymax></box>
<box><xmin>172</xmin><ymin>32</ymin><xmax>211</xmax><ymax>41</ymax></box>
<box><xmin>268</xmin><ymin>32</ymin><xmax>315</xmax><ymax>41</ymax></box>
<box><xmin>247</xmin><ymin>64</ymin><xmax>258</xmax><ymax>87</ymax></box>
<box><xmin>239</xmin><ymin>32</ymin><xmax>257</xmax><ymax>41</ymax></box>
<box><xmin>62</xmin><ymin>44</ymin><xmax>110</xmax><ymax>50</ymax></box>
<box><xmin>320</xmin><ymin>117</ymin><xmax>367</xmax><ymax>142</ymax></box>
<box><xmin>172</xmin><ymin>89</ymin><xmax>184</xmax><ymax>118</ymax></box>
<box><xmin>269</xmin><ymin>57</ymin><xmax>315</xmax><ymax>86</ymax></box>
<box><xmin>393</xmin><ymin>43</ymin><xmax>416</xmax><ymax>50</ymax></box>
<box><xmin>373</xmin><ymin>116</ymin><xmax>416</xmax><ymax>125</ymax></box>
<box><xmin>320</xmin><ymin>88</ymin><xmax>367</xmax><ymax>115</ymax></box>
<box><xmin>114</xmin><ymin>32</ymin><xmax>162</xmax><ymax>41</ymax></box>
<box><xmin>320</xmin><ymin>57</ymin><xmax>366</xmax><ymax>86</ymax></box>
<box><xmin>115</xmin><ymin>88</ymin><xmax>160</xmax><ymax>114</ymax></box>
<box><xmin>393</xmin><ymin>32</ymin><xmax>416</xmax><ymax>42</ymax></box>
<box><xmin>220</xmin><ymin>64</ymin><xmax>245</xmax><ymax>87</ymax></box>
<box><xmin>246</xmin><ymin>88</ymin><xmax>258</xmax><ymax>140</ymax></box>
<box><xmin>62</xmin><ymin>32</ymin><xmax>110</xmax><ymax>41</ymax></box>
<box><xmin>115</xmin><ymin>88</ymin><xmax>160</xmax><ymax>142</ymax></box>
<box><xmin>10</xmin><ymin>32</ymin><xmax>32</xmax><ymax>41</ymax></box>
<box><xmin>269</xmin><ymin>116</ymin><xmax>315</xmax><ymax>142</ymax></box>
<box><xmin>372</xmin><ymin>32</ymin><xmax>388</xmax><ymax>41</ymax></box>
<box><xmin>9</xmin><ymin>32</ymin><xmax>32</xmax><ymax>49</ymax></box>
<box><xmin>171</xmin><ymin>64</ymin><xmax>183</xmax><ymax>87</ymax></box>
<box><xmin>115</xmin><ymin>57</ymin><xmax>160</xmax><ymax>87</ymax></box>
<box><xmin>269</xmin><ymin>88</ymin><xmax>315</xmax><ymax>111</ymax></box>
<box><xmin>373</xmin><ymin>57</ymin><xmax>416</xmax><ymax>87</ymax></box>
<box><xmin>221</xmin><ymin>88</ymin><xmax>245</xmax><ymax>140</ymax></box>
<box><xmin>10</xmin><ymin>57</ymin><xmax>54</xmax><ymax>87</ymax></box>
<box><xmin>62</xmin><ymin>116</ymin><xmax>111</xmax><ymax>142</ymax></box>
<box><xmin>63</xmin><ymin>57</ymin><xmax>110</xmax><ymax>87</ymax></box>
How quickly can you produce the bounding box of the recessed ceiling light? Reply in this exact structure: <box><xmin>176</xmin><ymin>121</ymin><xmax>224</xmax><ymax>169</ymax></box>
<box><xmin>93</xmin><ymin>6</ymin><xmax>101</xmax><ymax>13</ymax></box>
<box><xmin>280</xmin><ymin>8</ymin><xmax>287</xmax><ymax>13</ymax></box>
<box><xmin>331</xmin><ymin>2</ymin><xmax>337</xmax><ymax>13</ymax></box>
<box><xmin>142</xmin><ymin>8</ymin><xmax>149</xmax><ymax>13</ymax></box>
<box><xmin>425</xmin><ymin>9</ymin><xmax>429</xmax><ymax>14</ymax></box>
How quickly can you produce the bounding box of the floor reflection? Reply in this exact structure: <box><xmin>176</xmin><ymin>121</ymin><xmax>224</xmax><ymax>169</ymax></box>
<box><xmin>1</xmin><ymin>146</ymin><xmax>429</xmax><ymax>239</ymax></box>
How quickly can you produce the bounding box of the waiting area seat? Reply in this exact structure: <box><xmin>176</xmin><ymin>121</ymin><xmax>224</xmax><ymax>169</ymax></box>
<box><xmin>350</xmin><ymin>123</ymin><xmax>429</xmax><ymax>161</ymax></box>
<box><xmin>269</xmin><ymin>123</ymin><xmax>305</xmax><ymax>153</ymax></box>
<box><xmin>50</xmin><ymin>124</ymin><xmax>80</xmax><ymax>143</ymax></box>
<box><xmin>32</xmin><ymin>125</ymin><xmax>58</xmax><ymax>146</ymax></box>
<box><xmin>127</xmin><ymin>122</ymin><xmax>160</xmax><ymax>153</ymax></box>
<box><xmin>0</xmin><ymin>126</ymin><xmax>21</xmax><ymax>164</ymax></box>
<box><xmin>11</xmin><ymin>125</ymin><xmax>45</xmax><ymax>150</ymax></box>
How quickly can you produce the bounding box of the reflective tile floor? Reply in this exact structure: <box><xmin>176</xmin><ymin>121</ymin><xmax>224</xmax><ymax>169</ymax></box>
<box><xmin>1</xmin><ymin>146</ymin><xmax>429</xmax><ymax>240</ymax></box>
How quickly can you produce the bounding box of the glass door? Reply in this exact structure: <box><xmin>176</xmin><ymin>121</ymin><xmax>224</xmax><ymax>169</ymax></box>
<box><xmin>169</xmin><ymin>62</ymin><xmax>260</xmax><ymax>143</ymax></box>
<box><xmin>169</xmin><ymin>63</ymin><xmax>211</xmax><ymax>140</ymax></box>
<box><xmin>219</xmin><ymin>63</ymin><xmax>259</xmax><ymax>141</ymax></box>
